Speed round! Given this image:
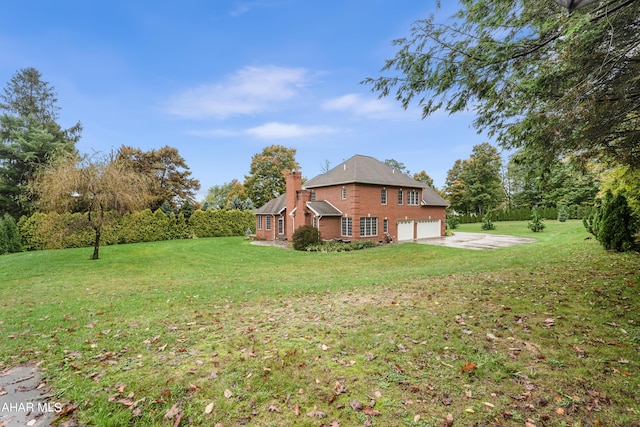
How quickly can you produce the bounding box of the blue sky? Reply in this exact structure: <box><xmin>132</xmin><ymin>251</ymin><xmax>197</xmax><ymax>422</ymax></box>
<box><xmin>1</xmin><ymin>1</ymin><xmax>499</xmax><ymax>201</ymax></box>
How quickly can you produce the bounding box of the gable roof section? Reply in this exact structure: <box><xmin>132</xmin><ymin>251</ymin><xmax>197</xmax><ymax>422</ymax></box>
<box><xmin>304</xmin><ymin>155</ymin><xmax>449</xmax><ymax>207</ymax></box>
<box><xmin>253</xmin><ymin>193</ymin><xmax>286</xmax><ymax>214</ymax></box>
<box><xmin>422</xmin><ymin>186</ymin><xmax>449</xmax><ymax>207</ymax></box>
<box><xmin>307</xmin><ymin>200</ymin><xmax>342</xmax><ymax>217</ymax></box>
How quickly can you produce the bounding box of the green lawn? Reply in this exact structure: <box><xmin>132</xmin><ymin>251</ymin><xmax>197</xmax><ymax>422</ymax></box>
<box><xmin>1</xmin><ymin>221</ymin><xmax>639</xmax><ymax>426</ymax></box>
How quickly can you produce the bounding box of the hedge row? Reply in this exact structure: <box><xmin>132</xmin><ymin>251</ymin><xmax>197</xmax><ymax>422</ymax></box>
<box><xmin>17</xmin><ymin>209</ymin><xmax>255</xmax><ymax>251</ymax></box>
<box><xmin>456</xmin><ymin>205</ymin><xmax>595</xmax><ymax>224</ymax></box>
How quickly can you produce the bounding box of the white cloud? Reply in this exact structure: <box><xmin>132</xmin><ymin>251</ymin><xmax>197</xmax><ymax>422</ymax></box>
<box><xmin>245</xmin><ymin>122</ymin><xmax>336</xmax><ymax>139</ymax></box>
<box><xmin>186</xmin><ymin>128</ymin><xmax>242</xmax><ymax>138</ymax></box>
<box><xmin>322</xmin><ymin>93</ymin><xmax>412</xmax><ymax>120</ymax></box>
<box><xmin>167</xmin><ymin>65</ymin><xmax>311</xmax><ymax>120</ymax></box>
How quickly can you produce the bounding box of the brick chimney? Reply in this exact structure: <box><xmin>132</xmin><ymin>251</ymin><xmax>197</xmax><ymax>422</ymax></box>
<box><xmin>285</xmin><ymin>171</ymin><xmax>302</xmax><ymax>239</ymax></box>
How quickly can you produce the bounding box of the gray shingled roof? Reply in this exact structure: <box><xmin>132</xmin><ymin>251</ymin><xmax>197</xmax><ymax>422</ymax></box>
<box><xmin>253</xmin><ymin>193</ymin><xmax>286</xmax><ymax>214</ymax></box>
<box><xmin>307</xmin><ymin>201</ymin><xmax>342</xmax><ymax>216</ymax></box>
<box><xmin>304</xmin><ymin>155</ymin><xmax>449</xmax><ymax>207</ymax></box>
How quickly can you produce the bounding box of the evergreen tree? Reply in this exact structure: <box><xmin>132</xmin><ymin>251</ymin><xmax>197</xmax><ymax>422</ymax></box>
<box><xmin>365</xmin><ymin>1</ymin><xmax>640</xmax><ymax>169</ymax></box>
<box><xmin>598</xmin><ymin>192</ymin><xmax>637</xmax><ymax>252</ymax></box>
<box><xmin>1</xmin><ymin>68</ymin><xmax>81</xmax><ymax>218</ymax></box>
<box><xmin>481</xmin><ymin>209</ymin><xmax>496</xmax><ymax>230</ymax></box>
<box><xmin>557</xmin><ymin>205</ymin><xmax>568</xmax><ymax>222</ymax></box>
<box><xmin>528</xmin><ymin>207</ymin><xmax>546</xmax><ymax>232</ymax></box>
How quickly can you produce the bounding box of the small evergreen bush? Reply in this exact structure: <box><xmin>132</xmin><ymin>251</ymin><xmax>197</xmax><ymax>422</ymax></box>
<box><xmin>292</xmin><ymin>225</ymin><xmax>320</xmax><ymax>251</ymax></box>
<box><xmin>528</xmin><ymin>207</ymin><xmax>546</xmax><ymax>232</ymax></box>
<box><xmin>557</xmin><ymin>205</ymin><xmax>568</xmax><ymax>222</ymax></box>
<box><xmin>0</xmin><ymin>214</ymin><xmax>23</xmax><ymax>254</ymax></box>
<box><xmin>583</xmin><ymin>203</ymin><xmax>602</xmax><ymax>237</ymax></box>
<box><xmin>598</xmin><ymin>192</ymin><xmax>636</xmax><ymax>252</ymax></box>
<box><xmin>446</xmin><ymin>213</ymin><xmax>459</xmax><ymax>230</ymax></box>
<box><xmin>481</xmin><ymin>210</ymin><xmax>496</xmax><ymax>230</ymax></box>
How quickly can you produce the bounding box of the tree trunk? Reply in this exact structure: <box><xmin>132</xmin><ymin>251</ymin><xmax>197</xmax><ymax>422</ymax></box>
<box><xmin>91</xmin><ymin>227</ymin><xmax>101</xmax><ymax>260</ymax></box>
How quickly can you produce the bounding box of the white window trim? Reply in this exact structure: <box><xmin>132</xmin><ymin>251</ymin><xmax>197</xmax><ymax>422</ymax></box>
<box><xmin>359</xmin><ymin>217</ymin><xmax>378</xmax><ymax>237</ymax></box>
<box><xmin>341</xmin><ymin>217</ymin><xmax>352</xmax><ymax>237</ymax></box>
<box><xmin>407</xmin><ymin>190</ymin><xmax>420</xmax><ymax>206</ymax></box>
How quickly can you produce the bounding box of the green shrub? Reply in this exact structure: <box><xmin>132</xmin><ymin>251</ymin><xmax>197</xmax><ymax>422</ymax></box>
<box><xmin>557</xmin><ymin>205</ymin><xmax>568</xmax><ymax>222</ymax></box>
<box><xmin>528</xmin><ymin>207</ymin><xmax>546</xmax><ymax>232</ymax></box>
<box><xmin>598</xmin><ymin>192</ymin><xmax>637</xmax><ymax>252</ymax></box>
<box><xmin>481</xmin><ymin>210</ymin><xmax>496</xmax><ymax>230</ymax></box>
<box><xmin>168</xmin><ymin>212</ymin><xmax>190</xmax><ymax>239</ymax></box>
<box><xmin>446</xmin><ymin>213</ymin><xmax>459</xmax><ymax>230</ymax></box>
<box><xmin>0</xmin><ymin>214</ymin><xmax>22</xmax><ymax>254</ymax></box>
<box><xmin>306</xmin><ymin>240</ymin><xmax>379</xmax><ymax>252</ymax></box>
<box><xmin>583</xmin><ymin>203</ymin><xmax>602</xmax><ymax>238</ymax></box>
<box><xmin>292</xmin><ymin>225</ymin><xmax>320</xmax><ymax>251</ymax></box>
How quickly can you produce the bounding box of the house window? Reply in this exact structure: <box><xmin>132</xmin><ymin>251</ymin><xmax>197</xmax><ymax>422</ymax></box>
<box><xmin>341</xmin><ymin>217</ymin><xmax>352</xmax><ymax>237</ymax></box>
<box><xmin>341</xmin><ymin>187</ymin><xmax>346</xmax><ymax>199</ymax></box>
<box><xmin>278</xmin><ymin>216</ymin><xmax>284</xmax><ymax>235</ymax></box>
<box><xmin>266</xmin><ymin>216</ymin><xmax>272</xmax><ymax>230</ymax></box>
<box><xmin>257</xmin><ymin>215</ymin><xmax>263</xmax><ymax>230</ymax></box>
<box><xmin>398</xmin><ymin>189</ymin><xmax>404</xmax><ymax>205</ymax></box>
<box><xmin>381</xmin><ymin>188</ymin><xmax>387</xmax><ymax>205</ymax></box>
<box><xmin>408</xmin><ymin>190</ymin><xmax>420</xmax><ymax>205</ymax></box>
<box><xmin>310</xmin><ymin>190</ymin><xmax>316</xmax><ymax>201</ymax></box>
<box><xmin>383</xmin><ymin>218</ymin><xmax>389</xmax><ymax>233</ymax></box>
<box><xmin>313</xmin><ymin>216</ymin><xmax>318</xmax><ymax>228</ymax></box>
<box><xmin>359</xmin><ymin>217</ymin><xmax>378</xmax><ymax>237</ymax></box>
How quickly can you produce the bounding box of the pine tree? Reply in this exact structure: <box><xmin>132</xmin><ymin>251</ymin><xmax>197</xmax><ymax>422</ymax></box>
<box><xmin>598</xmin><ymin>192</ymin><xmax>637</xmax><ymax>252</ymax></box>
<box><xmin>528</xmin><ymin>207</ymin><xmax>546</xmax><ymax>232</ymax></box>
<box><xmin>481</xmin><ymin>210</ymin><xmax>496</xmax><ymax>230</ymax></box>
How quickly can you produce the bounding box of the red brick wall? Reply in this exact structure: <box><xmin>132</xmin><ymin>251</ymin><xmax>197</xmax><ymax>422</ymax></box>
<box><xmin>255</xmin><ymin>214</ymin><xmax>280</xmax><ymax>240</ymax></box>
<box><xmin>311</xmin><ymin>183</ymin><xmax>446</xmax><ymax>241</ymax></box>
<box><xmin>285</xmin><ymin>172</ymin><xmax>302</xmax><ymax>240</ymax></box>
<box><xmin>317</xmin><ymin>217</ymin><xmax>341</xmax><ymax>240</ymax></box>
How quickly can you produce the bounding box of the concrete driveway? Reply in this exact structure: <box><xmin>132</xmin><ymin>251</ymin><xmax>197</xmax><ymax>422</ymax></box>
<box><xmin>416</xmin><ymin>232</ymin><xmax>537</xmax><ymax>250</ymax></box>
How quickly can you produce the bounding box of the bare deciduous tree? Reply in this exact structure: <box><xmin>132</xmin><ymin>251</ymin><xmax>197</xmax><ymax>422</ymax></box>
<box><xmin>31</xmin><ymin>153</ymin><xmax>150</xmax><ymax>259</ymax></box>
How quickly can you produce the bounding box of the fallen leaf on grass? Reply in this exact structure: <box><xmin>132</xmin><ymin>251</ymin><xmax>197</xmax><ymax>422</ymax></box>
<box><xmin>442</xmin><ymin>412</ymin><xmax>453</xmax><ymax>427</ymax></box>
<box><xmin>571</xmin><ymin>345</ymin><xmax>587</xmax><ymax>358</ymax></box>
<box><xmin>461</xmin><ymin>361</ymin><xmax>477</xmax><ymax>372</ymax></box>
<box><xmin>266</xmin><ymin>405</ymin><xmax>281</xmax><ymax>413</ymax></box>
<box><xmin>164</xmin><ymin>402</ymin><xmax>182</xmax><ymax>420</ymax></box>
<box><xmin>116</xmin><ymin>398</ymin><xmax>134</xmax><ymax>407</ymax></box>
<box><xmin>53</xmin><ymin>403</ymin><xmax>78</xmax><ymax>419</ymax></box>
<box><xmin>307</xmin><ymin>406</ymin><xmax>326</xmax><ymax>418</ymax></box>
<box><xmin>333</xmin><ymin>381</ymin><xmax>347</xmax><ymax>395</ymax></box>
<box><xmin>204</xmin><ymin>401</ymin><xmax>214</xmax><ymax>414</ymax></box>
<box><xmin>362</xmin><ymin>406</ymin><xmax>380</xmax><ymax>416</ymax></box>
<box><xmin>223</xmin><ymin>389</ymin><xmax>233</xmax><ymax>398</ymax></box>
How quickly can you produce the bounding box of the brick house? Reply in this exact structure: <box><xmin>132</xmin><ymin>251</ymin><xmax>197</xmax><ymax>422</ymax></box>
<box><xmin>253</xmin><ymin>155</ymin><xmax>449</xmax><ymax>242</ymax></box>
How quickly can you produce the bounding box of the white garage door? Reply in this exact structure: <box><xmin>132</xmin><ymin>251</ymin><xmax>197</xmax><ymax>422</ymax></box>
<box><xmin>417</xmin><ymin>219</ymin><xmax>441</xmax><ymax>239</ymax></box>
<box><xmin>397</xmin><ymin>220</ymin><xmax>414</xmax><ymax>242</ymax></box>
